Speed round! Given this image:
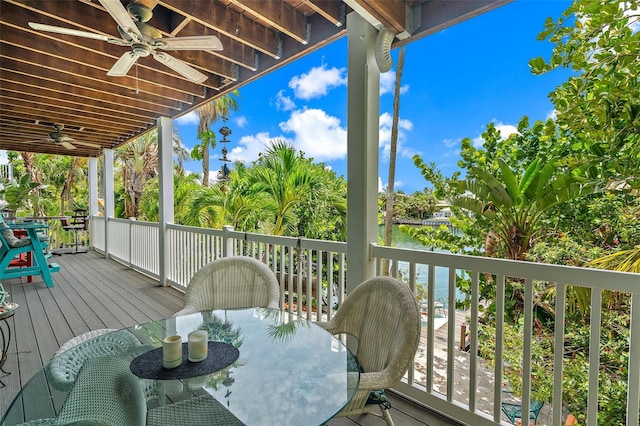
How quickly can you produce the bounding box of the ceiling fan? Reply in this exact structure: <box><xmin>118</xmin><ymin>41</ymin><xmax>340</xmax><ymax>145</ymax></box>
<box><xmin>25</xmin><ymin>124</ymin><xmax>101</xmax><ymax>151</ymax></box>
<box><xmin>28</xmin><ymin>0</ymin><xmax>223</xmax><ymax>84</ymax></box>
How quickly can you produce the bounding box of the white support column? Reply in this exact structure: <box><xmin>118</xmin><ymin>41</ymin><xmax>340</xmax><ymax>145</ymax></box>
<box><xmin>88</xmin><ymin>158</ymin><xmax>98</xmax><ymax>218</ymax></box>
<box><xmin>103</xmin><ymin>149</ymin><xmax>115</xmax><ymax>259</ymax></box>
<box><xmin>158</xmin><ymin>117</ymin><xmax>175</xmax><ymax>287</ymax></box>
<box><xmin>88</xmin><ymin>157</ymin><xmax>98</xmax><ymax>248</ymax></box>
<box><xmin>346</xmin><ymin>12</ymin><xmax>380</xmax><ymax>293</ymax></box>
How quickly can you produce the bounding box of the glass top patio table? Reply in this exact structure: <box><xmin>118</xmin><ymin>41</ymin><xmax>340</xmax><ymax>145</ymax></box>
<box><xmin>2</xmin><ymin>308</ymin><xmax>360</xmax><ymax>426</ymax></box>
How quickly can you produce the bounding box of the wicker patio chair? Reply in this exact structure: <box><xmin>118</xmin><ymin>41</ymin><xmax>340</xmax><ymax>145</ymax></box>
<box><xmin>316</xmin><ymin>276</ymin><xmax>421</xmax><ymax>426</ymax></box>
<box><xmin>18</xmin><ymin>356</ymin><xmax>146</xmax><ymax>426</ymax></box>
<box><xmin>46</xmin><ymin>329</ymin><xmax>152</xmax><ymax>392</ymax></box>
<box><xmin>147</xmin><ymin>394</ymin><xmax>244</xmax><ymax>426</ymax></box>
<box><xmin>56</xmin><ymin>355</ymin><xmax>146</xmax><ymax>425</ymax></box>
<box><xmin>54</xmin><ymin>328</ymin><xmax>117</xmax><ymax>356</ymax></box>
<box><xmin>174</xmin><ymin>256</ymin><xmax>280</xmax><ymax>316</ymax></box>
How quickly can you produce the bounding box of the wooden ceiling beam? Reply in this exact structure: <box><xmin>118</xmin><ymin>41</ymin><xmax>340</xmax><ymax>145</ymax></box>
<box><xmin>0</xmin><ymin>104</ymin><xmax>147</xmax><ymax>134</ymax></box>
<box><xmin>0</xmin><ymin>94</ymin><xmax>149</xmax><ymax>128</ymax></box>
<box><xmin>7</xmin><ymin>0</ymin><xmax>124</xmax><ymax>39</ymax></box>
<box><xmin>0</xmin><ymin>119</ymin><xmax>119</xmax><ymax>142</ymax></box>
<box><xmin>0</xmin><ymin>53</ymin><xmax>194</xmax><ymax>105</ymax></box>
<box><xmin>2</xmin><ymin>1</ymin><xmax>230</xmax><ymax>88</ymax></box>
<box><xmin>229</xmin><ymin>0</ymin><xmax>309</xmax><ymax>44</ymax></box>
<box><xmin>0</xmin><ymin>24</ymin><xmax>216</xmax><ymax>98</ymax></box>
<box><xmin>351</xmin><ymin>0</ymin><xmax>407</xmax><ymax>34</ymax></box>
<box><xmin>0</xmin><ymin>138</ymin><xmax>97</xmax><ymax>157</ymax></box>
<box><xmin>0</xmin><ymin>75</ymin><xmax>182</xmax><ymax>115</ymax></box>
<box><xmin>0</xmin><ymin>87</ymin><xmax>164</xmax><ymax>122</ymax></box>
<box><xmin>159</xmin><ymin>0</ymin><xmax>281</xmax><ymax>58</ymax></box>
<box><xmin>173</xmin><ymin>20</ymin><xmax>257</xmax><ymax>71</ymax></box>
<box><xmin>300</xmin><ymin>1</ymin><xmax>344</xmax><ymax>27</ymax></box>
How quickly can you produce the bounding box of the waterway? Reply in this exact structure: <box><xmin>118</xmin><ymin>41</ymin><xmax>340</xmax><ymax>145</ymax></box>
<box><xmin>379</xmin><ymin>224</ymin><xmax>463</xmax><ymax>304</ymax></box>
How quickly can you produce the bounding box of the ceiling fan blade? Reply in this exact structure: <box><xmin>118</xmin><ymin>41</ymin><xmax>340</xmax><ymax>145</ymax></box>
<box><xmin>98</xmin><ymin>0</ymin><xmax>142</xmax><ymax>39</ymax></box>
<box><xmin>28</xmin><ymin>22</ymin><xmax>110</xmax><ymax>42</ymax></box>
<box><xmin>156</xmin><ymin>35</ymin><xmax>223</xmax><ymax>51</ymax></box>
<box><xmin>152</xmin><ymin>52</ymin><xmax>207</xmax><ymax>83</ymax></box>
<box><xmin>107</xmin><ymin>52</ymin><xmax>138</xmax><ymax>77</ymax></box>
<box><xmin>60</xmin><ymin>141</ymin><xmax>77</xmax><ymax>150</ymax></box>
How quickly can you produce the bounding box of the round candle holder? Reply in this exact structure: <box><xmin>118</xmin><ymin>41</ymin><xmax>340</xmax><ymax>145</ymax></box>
<box><xmin>162</xmin><ymin>335</ymin><xmax>183</xmax><ymax>369</ymax></box>
<box><xmin>188</xmin><ymin>330</ymin><xmax>208</xmax><ymax>362</ymax></box>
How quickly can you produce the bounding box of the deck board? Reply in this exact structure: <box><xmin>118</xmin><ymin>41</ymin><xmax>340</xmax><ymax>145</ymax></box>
<box><xmin>0</xmin><ymin>251</ymin><xmax>458</xmax><ymax>426</ymax></box>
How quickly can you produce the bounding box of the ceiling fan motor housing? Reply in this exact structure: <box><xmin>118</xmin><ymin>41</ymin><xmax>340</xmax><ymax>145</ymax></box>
<box><xmin>132</xmin><ymin>43</ymin><xmax>151</xmax><ymax>57</ymax></box>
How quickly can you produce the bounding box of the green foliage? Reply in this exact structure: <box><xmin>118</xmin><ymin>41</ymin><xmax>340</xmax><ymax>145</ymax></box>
<box><xmin>180</xmin><ymin>140</ymin><xmax>347</xmax><ymax>240</ymax></box>
<box><xmin>479</xmin><ymin>308</ymin><xmax>631</xmax><ymax>425</ymax></box>
<box><xmin>191</xmin><ymin>129</ymin><xmax>216</xmax><ymax>161</ymax></box>
<box><xmin>531</xmin><ymin>0</ymin><xmax>640</xmax><ymax>189</ymax></box>
<box><xmin>378</xmin><ymin>189</ymin><xmax>438</xmax><ymax>223</ymax></box>
<box><xmin>1</xmin><ymin>174</ymin><xmax>38</xmax><ymax>215</ymax></box>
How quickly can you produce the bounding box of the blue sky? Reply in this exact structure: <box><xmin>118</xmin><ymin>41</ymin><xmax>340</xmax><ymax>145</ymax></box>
<box><xmin>174</xmin><ymin>0</ymin><xmax>574</xmax><ymax>194</ymax></box>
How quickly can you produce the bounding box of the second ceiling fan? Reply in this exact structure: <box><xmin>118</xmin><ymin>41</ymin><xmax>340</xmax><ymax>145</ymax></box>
<box><xmin>28</xmin><ymin>0</ymin><xmax>222</xmax><ymax>84</ymax></box>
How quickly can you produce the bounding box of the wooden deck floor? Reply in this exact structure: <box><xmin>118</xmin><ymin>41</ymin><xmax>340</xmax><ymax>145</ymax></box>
<box><xmin>0</xmin><ymin>251</ymin><xmax>459</xmax><ymax>426</ymax></box>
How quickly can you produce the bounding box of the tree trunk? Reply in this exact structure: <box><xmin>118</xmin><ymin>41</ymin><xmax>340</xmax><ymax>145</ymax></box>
<box><xmin>382</xmin><ymin>47</ymin><xmax>406</xmax><ymax>275</ymax></box>
<box><xmin>203</xmin><ymin>143</ymin><xmax>210</xmax><ymax>187</ymax></box>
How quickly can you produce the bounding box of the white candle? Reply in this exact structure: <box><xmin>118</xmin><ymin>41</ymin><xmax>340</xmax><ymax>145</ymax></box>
<box><xmin>162</xmin><ymin>335</ymin><xmax>183</xmax><ymax>369</ymax></box>
<box><xmin>188</xmin><ymin>330</ymin><xmax>208</xmax><ymax>362</ymax></box>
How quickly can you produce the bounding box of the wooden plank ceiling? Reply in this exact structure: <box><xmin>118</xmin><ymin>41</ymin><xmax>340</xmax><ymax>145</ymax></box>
<box><xmin>0</xmin><ymin>0</ymin><xmax>509</xmax><ymax>157</ymax></box>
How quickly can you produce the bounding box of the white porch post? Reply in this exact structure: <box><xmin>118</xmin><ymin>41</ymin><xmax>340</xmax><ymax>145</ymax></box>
<box><xmin>346</xmin><ymin>12</ymin><xmax>380</xmax><ymax>293</ymax></box>
<box><xmin>103</xmin><ymin>149</ymin><xmax>114</xmax><ymax>259</ymax></box>
<box><xmin>88</xmin><ymin>157</ymin><xmax>98</xmax><ymax>218</ymax></box>
<box><xmin>158</xmin><ymin>117</ymin><xmax>175</xmax><ymax>287</ymax></box>
<box><xmin>88</xmin><ymin>157</ymin><xmax>98</xmax><ymax>249</ymax></box>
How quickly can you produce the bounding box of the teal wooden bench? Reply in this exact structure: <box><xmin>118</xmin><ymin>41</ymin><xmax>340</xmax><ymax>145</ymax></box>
<box><xmin>0</xmin><ymin>219</ymin><xmax>60</xmax><ymax>288</ymax></box>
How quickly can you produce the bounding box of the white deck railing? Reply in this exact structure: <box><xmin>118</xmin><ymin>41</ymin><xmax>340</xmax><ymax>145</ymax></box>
<box><xmin>89</xmin><ymin>217</ymin><xmax>640</xmax><ymax>426</ymax></box>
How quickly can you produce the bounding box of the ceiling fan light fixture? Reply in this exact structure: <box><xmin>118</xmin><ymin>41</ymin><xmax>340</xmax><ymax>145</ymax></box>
<box><xmin>127</xmin><ymin>3</ymin><xmax>153</xmax><ymax>22</ymax></box>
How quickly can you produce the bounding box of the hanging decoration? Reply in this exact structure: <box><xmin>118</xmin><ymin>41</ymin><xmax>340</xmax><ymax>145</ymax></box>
<box><xmin>217</xmin><ymin>122</ymin><xmax>232</xmax><ymax>191</ymax></box>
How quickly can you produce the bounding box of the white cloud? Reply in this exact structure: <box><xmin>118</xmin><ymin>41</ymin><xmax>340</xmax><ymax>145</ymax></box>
<box><xmin>472</xmin><ymin>121</ymin><xmax>519</xmax><ymax>148</ymax></box>
<box><xmin>471</xmin><ymin>135</ymin><xmax>484</xmax><ymax>148</ymax></box>
<box><xmin>288</xmin><ymin>64</ymin><xmax>346</xmax><ymax>100</ymax></box>
<box><xmin>546</xmin><ymin>109</ymin><xmax>557</xmax><ymax>120</ymax></box>
<box><xmin>230</xmin><ymin>132</ymin><xmax>275</xmax><ymax>164</ymax></box>
<box><xmin>279</xmin><ymin>109</ymin><xmax>347</xmax><ymax>161</ymax></box>
<box><xmin>443</xmin><ymin>138</ymin><xmax>459</xmax><ymax>149</ymax></box>
<box><xmin>380</xmin><ymin>71</ymin><xmax>409</xmax><ymax>96</ymax></box>
<box><xmin>275</xmin><ymin>90</ymin><xmax>296</xmax><ymax>111</ymax></box>
<box><xmin>234</xmin><ymin>116</ymin><xmax>248</xmax><ymax>128</ymax></box>
<box><xmin>495</xmin><ymin>123</ymin><xmax>519</xmax><ymax>138</ymax></box>
<box><xmin>378</xmin><ymin>112</ymin><xmax>417</xmax><ymax>161</ymax></box>
<box><xmin>176</xmin><ymin>110</ymin><xmax>199</xmax><ymax>125</ymax></box>
<box><xmin>378</xmin><ymin>178</ymin><xmax>405</xmax><ymax>193</ymax></box>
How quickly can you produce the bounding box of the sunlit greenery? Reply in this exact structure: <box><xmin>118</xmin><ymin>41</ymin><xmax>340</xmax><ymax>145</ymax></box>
<box><xmin>401</xmin><ymin>1</ymin><xmax>640</xmax><ymax>423</ymax></box>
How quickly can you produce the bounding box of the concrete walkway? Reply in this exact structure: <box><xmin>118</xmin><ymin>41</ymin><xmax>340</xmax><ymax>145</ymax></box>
<box><xmin>413</xmin><ymin>309</ymin><xmax>554</xmax><ymax>425</ymax></box>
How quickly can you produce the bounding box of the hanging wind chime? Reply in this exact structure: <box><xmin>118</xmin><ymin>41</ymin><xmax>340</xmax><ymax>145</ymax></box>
<box><xmin>218</xmin><ymin>121</ymin><xmax>232</xmax><ymax>192</ymax></box>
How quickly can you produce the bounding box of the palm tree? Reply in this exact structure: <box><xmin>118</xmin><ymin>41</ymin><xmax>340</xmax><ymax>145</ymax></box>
<box><xmin>172</xmin><ymin>128</ymin><xmax>189</xmax><ymax>175</ymax></box>
<box><xmin>193</xmin><ymin>91</ymin><xmax>240</xmax><ymax>187</ymax></box>
<box><xmin>184</xmin><ymin>163</ymin><xmax>273</xmax><ymax>230</ymax></box>
<box><xmin>246</xmin><ymin>140</ymin><xmax>322</xmax><ymax>236</ymax></box>
<box><xmin>447</xmin><ymin>157</ymin><xmax>601</xmax><ymax>260</ymax></box>
<box><xmin>383</xmin><ymin>47</ymin><xmax>406</xmax><ymax>275</ymax></box>
<box><xmin>116</xmin><ymin>132</ymin><xmax>158</xmax><ymax>218</ymax></box>
<box><xmin>60</xmin><ymin>157</ymin><xmax>87</xmax><ymax>214</ymax></box>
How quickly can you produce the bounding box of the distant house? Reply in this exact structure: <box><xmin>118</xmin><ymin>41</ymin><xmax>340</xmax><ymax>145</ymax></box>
<box><xmin>432</xmin><ymin>207</ymin><xmax>452</xmax><ymax>219</ymax></box>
